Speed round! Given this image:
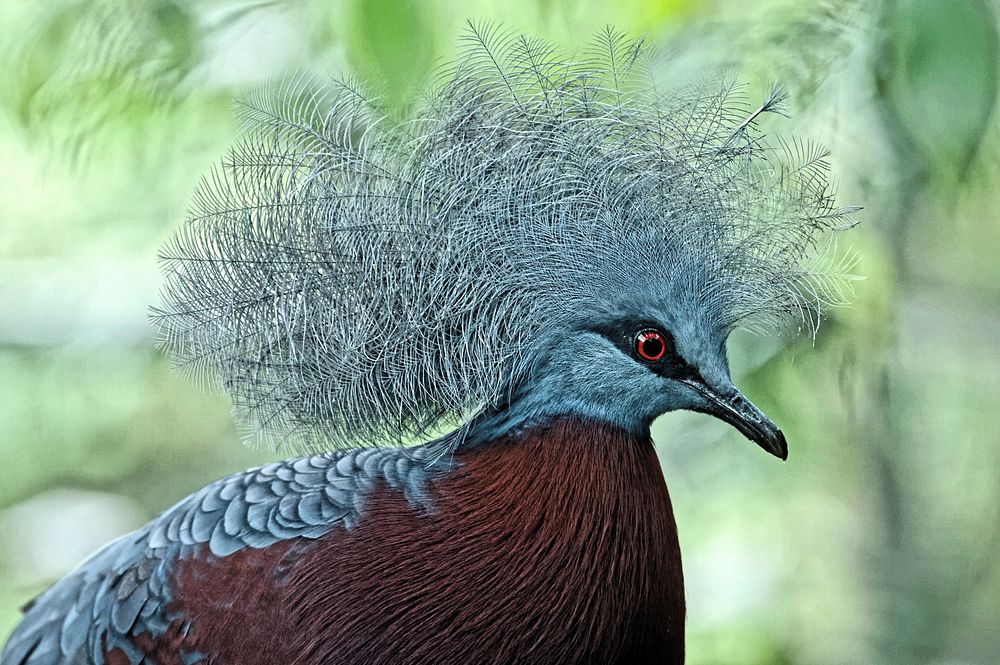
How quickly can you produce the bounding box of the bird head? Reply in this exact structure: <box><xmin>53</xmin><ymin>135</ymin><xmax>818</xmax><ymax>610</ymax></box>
<box><xmin>153</xmin><ymin>25</ymin><xmax>857</xmax><ymax>457</ymax></box>
<box><xmin>510</xmin><ymin>282</ymin><xmax>786</xmax><ymax>458</ymax></box>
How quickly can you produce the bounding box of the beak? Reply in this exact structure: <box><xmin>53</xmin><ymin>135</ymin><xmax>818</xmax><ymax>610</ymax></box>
<box><xmin>679</xmin><ymin>378</ymin><xmax>788</xmax><ymax>460</ymax></box>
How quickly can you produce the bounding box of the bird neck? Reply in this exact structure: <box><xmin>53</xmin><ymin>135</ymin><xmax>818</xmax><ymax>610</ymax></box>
<box><xmin>435</xmin><ymin>415</ymin><xmax>687</xmax><ymax>661</ymax></box>
<box><xmin>453</xmin><ymin>388</ymin><xmax>651</xmax><ymax>451</ymax></box>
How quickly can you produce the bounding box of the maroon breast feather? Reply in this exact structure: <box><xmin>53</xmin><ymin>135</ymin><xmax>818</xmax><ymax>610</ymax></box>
<box><xmin>144</xmin><ymin>418</ymin><xmax>684</xmax><ymax>665</ymax></box>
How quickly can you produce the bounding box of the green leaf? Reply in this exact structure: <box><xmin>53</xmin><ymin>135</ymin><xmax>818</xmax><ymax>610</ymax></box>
<box><xmin>346</xmin><ymin>0</ymin><xmax>437</xmax><ymax>113</ymax></box>
<box><xmin>152</xmin><ymin>0</ymin><xmax>199</xmax><ymax>79</ymax></box>
<box><xmin>877</xmin><ymin>0</ymin><xmax>999</xmax><ymax>176</ymax></box>
<box><xmin>5</xmin><ymin>0</ymin><xmax>201</xmax><ymax>166</ymax></box>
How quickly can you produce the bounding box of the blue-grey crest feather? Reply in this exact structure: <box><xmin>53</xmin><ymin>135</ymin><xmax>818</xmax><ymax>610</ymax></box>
<box><xmin>151</xmin><ymin>24</ymin><xmax>859</xmax><ymax>452</ymax></box>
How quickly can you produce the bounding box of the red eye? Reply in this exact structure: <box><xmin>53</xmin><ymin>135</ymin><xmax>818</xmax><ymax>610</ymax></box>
<box><xmin>635</xmin><ymin>329</ymin><xmax>667</xmax><ymax>362</ymax></box>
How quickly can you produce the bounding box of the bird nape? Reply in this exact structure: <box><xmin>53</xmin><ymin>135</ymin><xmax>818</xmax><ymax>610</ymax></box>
<box><xmin>1</xmin><ymin>24</ymin><xmax>858</xmax><ymax>665</ymax></box>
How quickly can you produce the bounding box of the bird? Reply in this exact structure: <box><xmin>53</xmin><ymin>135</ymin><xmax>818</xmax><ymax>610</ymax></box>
<box><xmin>1</xmin><ymin>25</ymin><xmax>858</xmax><ymax>665</ymax></box>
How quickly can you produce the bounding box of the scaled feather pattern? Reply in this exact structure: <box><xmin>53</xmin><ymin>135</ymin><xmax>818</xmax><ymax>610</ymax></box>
<box><xmin>153</xmin><ymin>25</ymin><xmax>858</xmax><ymax>451</ymax></box>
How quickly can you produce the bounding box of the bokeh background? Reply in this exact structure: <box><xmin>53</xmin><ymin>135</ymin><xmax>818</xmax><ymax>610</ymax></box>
<box><xmin>1</xmin><ymin>0</ymin><xmax>998</xmax><ymax>662</ymax></box>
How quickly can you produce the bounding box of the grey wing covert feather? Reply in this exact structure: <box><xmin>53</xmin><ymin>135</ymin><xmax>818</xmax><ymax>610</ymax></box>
<box><xmin>0</xmin><ymin>447</ymin><xmax>430</xmax><ymax>665</ymax></box>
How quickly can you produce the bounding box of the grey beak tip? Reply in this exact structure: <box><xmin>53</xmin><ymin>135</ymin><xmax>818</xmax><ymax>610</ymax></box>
<box><xmin>766</xmin><ymin>429</ymin><xmax>788</xmax><ymax>461</ymax></box>
<box><xmin>681</xmin><ymin>377</ymin><xmax>789</xmax><ymax>462</ymax></box>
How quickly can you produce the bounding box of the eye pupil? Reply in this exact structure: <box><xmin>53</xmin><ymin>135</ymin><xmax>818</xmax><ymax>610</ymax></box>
<box><xmin>635</xmin><ymin>329</ymin><xmax>667</xmax><ymax>362</ymax></box>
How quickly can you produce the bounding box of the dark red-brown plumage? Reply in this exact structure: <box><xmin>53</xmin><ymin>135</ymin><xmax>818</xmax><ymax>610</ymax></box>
<box><xmin>114</xmin><ymin>418</ymin><xmax>684</xmax><ymax>664</ymax></box>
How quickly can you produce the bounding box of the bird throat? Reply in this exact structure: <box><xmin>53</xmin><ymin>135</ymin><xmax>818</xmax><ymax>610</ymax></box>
<box><xmin>166</xmin><ymin>418</ymin><xmax>686</xmax><ymax>664</ymax></box>
<box><xmin>431</xmin><ymin>417</ymin><xmax>688</xmax><ymax>662</ymax></box>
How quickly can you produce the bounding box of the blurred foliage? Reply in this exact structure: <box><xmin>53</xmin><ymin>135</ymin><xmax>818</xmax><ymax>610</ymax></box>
<box><xmin>877</xmin><ymin>0</ymin><xmax>998</xmax><ymax>179</ymax></box>
<box><xmin>6</xmin><ymin>0</ymin><xmax>200</xmax><ymax>167</ymax></box>
<box><xmin>1</xmin><ymin>1</ymin><xmax>999</xmax><ymax>663</ymax></box>
<box><xmin>346</xmin><ymin>0</ymin><xmax>438</xmax><ymax>113</ymax></box>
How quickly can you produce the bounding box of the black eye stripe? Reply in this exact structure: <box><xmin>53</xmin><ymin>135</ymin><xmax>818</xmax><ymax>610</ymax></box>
<box><xmin>589</xmin><ymin>317</ymin><xmax>700</xmax><ymax>381</ymax></box>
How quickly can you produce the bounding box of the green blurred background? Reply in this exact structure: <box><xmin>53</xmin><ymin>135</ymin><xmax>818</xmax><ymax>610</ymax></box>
<box><xmin>1</xmin><ymin>0</ymin><xmax>999</xmax><ymax>662</ymax></box>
